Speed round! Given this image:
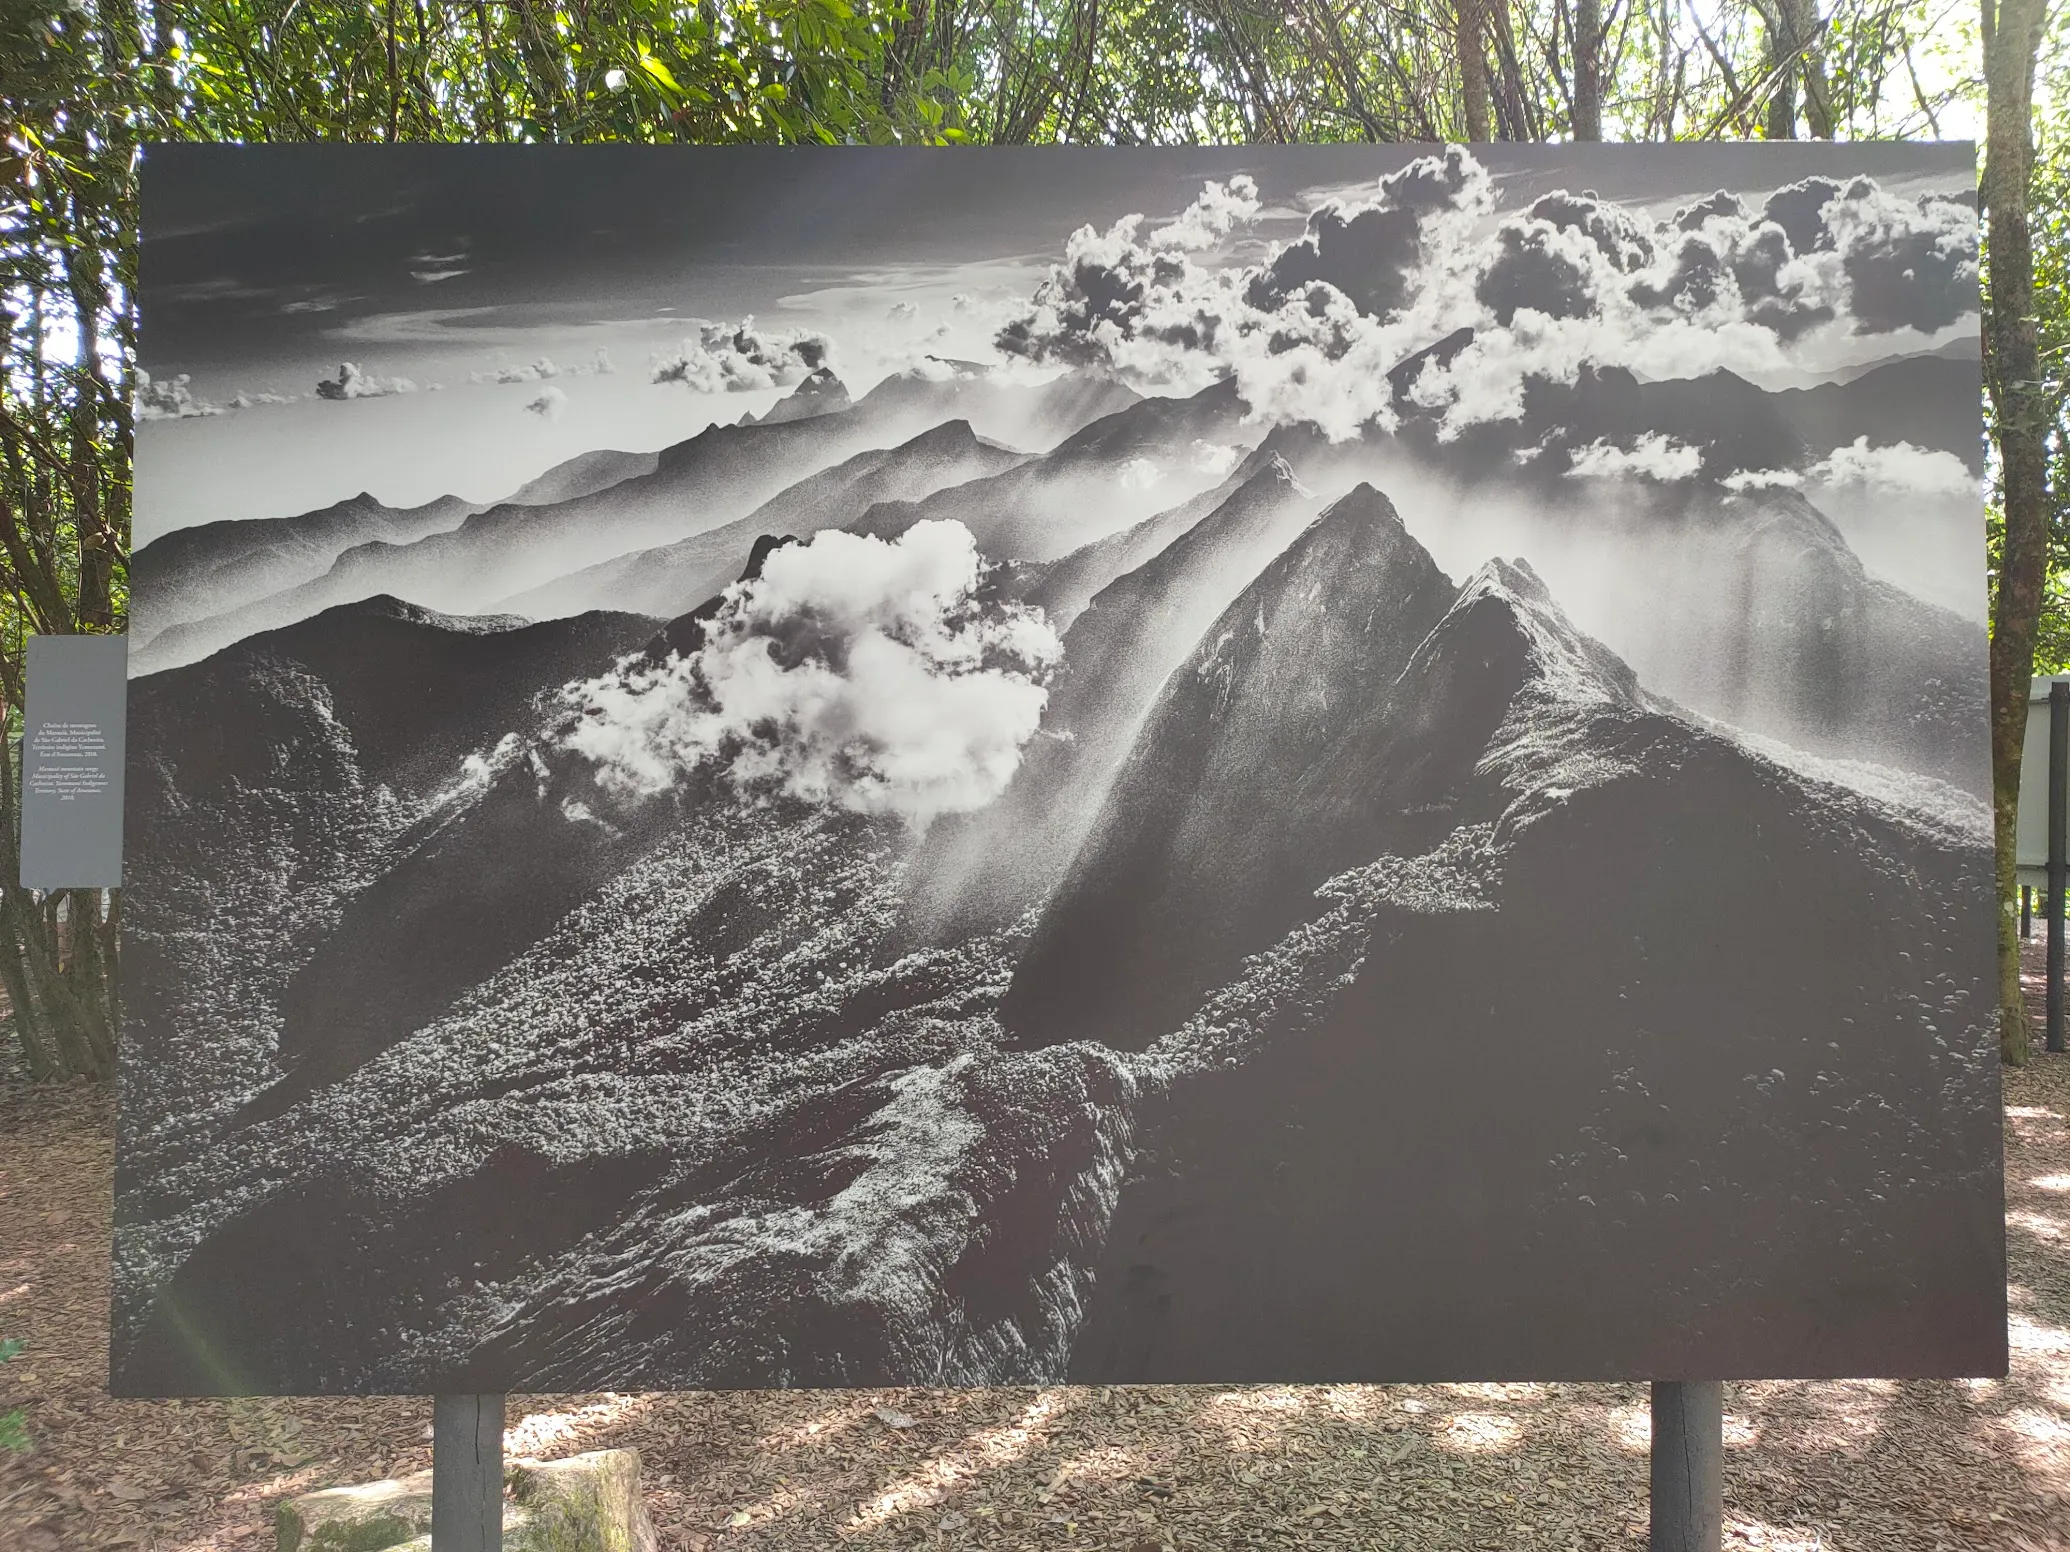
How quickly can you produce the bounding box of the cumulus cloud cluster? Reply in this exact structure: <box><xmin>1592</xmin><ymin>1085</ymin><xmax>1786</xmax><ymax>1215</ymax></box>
<box><xmin>135</xmin><ymin>369</ymin><xmax>222</xmax><ymax>421</ymax></box>
<box><xmin>994</xmin><ymin>146</ymin><xmax>1979</xmax><ymax>442</ymax></box>
<box><xmin>556</xmin><ymin>520</ymin><xmax>1061</xmax><ymax>828</ymax></box>
<box><xmin>651</xmin><ymin>318</ymin><xmax>834</xmax><ymax>393</ymax></box>
<box><xmin>315</xmin><ymin>361</ymin><xmax>420</xmax><ymax>400</ymax></box>
<box><xmin>524</xmin><ymin>386</ymin><xmax>569</xmax><ymax>419</ymax></box>
<box><xmin>993</xmin><ymin>175</ymin><xmax>1265</xmax><ymax>385</ymax></box>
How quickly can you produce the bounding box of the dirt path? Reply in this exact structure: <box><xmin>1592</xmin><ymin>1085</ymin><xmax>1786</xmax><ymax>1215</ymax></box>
<box><xmin>2</xmin><ymin>1050</ymin><xmax>2066</xmax><ymax>1552</ymax></box>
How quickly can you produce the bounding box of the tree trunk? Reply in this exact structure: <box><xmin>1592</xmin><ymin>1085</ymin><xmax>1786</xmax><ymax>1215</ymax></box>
<box><xmin>1762</xmin><ymin>0</ymin><xmax>1814</xmax><ymax>139</ymax></box>
<box><xmin>1985</xmin><ymin>0</ymin><xmax>2051</xmax><ymax>1067</ymax></box>
<box><xmin>1459</xmin><ymin>0</ymin><xmax>1492</xmax><ymax>140</ymax></box>
<box><xmin>1573</xmin><ymin>0</ymin><xmax>1603</xmax><ymax>140</ymax></box>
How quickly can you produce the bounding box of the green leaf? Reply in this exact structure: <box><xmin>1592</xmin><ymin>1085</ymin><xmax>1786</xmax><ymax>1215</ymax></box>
<box><xmin>639</xmin><ymin>54</ymin><xmax>683</xmax><ymax>95</ymax></box>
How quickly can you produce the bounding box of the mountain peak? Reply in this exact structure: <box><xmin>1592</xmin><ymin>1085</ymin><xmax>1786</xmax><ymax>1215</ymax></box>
<box><xmin>1262</xmin><ymin>451</ymin><xmax>1309</xmax><ymax>495</ymax></box>
<box><xmin>901</xmin><ymin>417</ymin><xmax>980</xmax><ymax>455</ymax></box>
<box><xmin>1731</xmin><ymin>481</ymin><xmax>1856</xmax><ymax>543</ymax></box>
<box><xmin>1442</xmin><ymin>557</ymin><xmax>1643</xmax><ymax>712</ymax></box>
<box><xmin>1317</xmin><ymin>480</ymin><xmax>1408</xmax><ymax>537</ymax></box>
<box><xmin>754</xmin><ymin>368</ymin><xmax>851</xmax><ymax>425</ymax></box>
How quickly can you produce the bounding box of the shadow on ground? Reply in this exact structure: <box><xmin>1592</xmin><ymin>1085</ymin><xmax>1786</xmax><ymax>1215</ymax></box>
<box><xmin>2</xmin><ymin>1047</ymin><xmax>2065</xmax><ymax>1552</ymax></box>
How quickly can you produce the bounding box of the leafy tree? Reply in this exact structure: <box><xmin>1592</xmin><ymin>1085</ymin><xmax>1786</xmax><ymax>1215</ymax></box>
<box><xmin>2</xmin><ymin>0</ymin><xmax>132</xmax><ymax>1080</ymax></box>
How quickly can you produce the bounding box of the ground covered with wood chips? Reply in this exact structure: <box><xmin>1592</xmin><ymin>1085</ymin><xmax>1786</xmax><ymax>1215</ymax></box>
<box><xmin>3</xmin><ymin>1040</ymin><xmax>2066</xmax><ymax>1552</ymax></box>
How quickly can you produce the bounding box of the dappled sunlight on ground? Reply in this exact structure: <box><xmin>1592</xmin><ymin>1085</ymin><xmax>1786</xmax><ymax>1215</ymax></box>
<box><xmin>1434</xmin><ymin>1410</ymin><xmax>1522</xmax><ymax>1453</ymax></box>
<box><xmin>506</xmin><ymin>1394</ymin><xmax>654</xmax><ymax>1458</ymax></box>
<box><xmin>2</xmin><ymin>1052</ymin><xmax>2067</xmax><ymax>1551</ymax></box>
<box><xmin>843</xmin><ymin>1390</ymin><xmax>1072</xmax><ymax>1534</ymax></box>
<box><xmin>1721</xmin><ymin>1514</ymin><xmax>1828</xmax><ymax>1552</ymax></box>
<box><xmin>1605</xmin><ymin>1401</ymin><xmax>1653</xmax><ymax>1454</ymax></box>
<box><xmin>2014</xmin><ymin>1210</ymin><xmax>2069</xmax><ymax>1244</ymax></box>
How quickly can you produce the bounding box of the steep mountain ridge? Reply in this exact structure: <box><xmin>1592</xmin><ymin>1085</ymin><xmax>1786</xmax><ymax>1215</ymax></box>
<box><xmin>1017</xmin><ymin>420</ymin><xmax>1385</xmax><ymax>630</ymax></box>
<box><xmin>909</xmin><ymin>455</ymin><xmax>1322</xmax><ymax>941</ymax></box>
<box><xmin>999</xmin><ymin>482</ymin><xmax>1483</xmax><ymax>1049</ymax></box>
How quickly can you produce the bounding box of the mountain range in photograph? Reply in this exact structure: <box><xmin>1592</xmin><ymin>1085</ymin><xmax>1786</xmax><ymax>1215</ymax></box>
<box><xmin>115</xmin><ymin>143</ymin><xmax>2005</xmax><ymax>1395</ymax></box>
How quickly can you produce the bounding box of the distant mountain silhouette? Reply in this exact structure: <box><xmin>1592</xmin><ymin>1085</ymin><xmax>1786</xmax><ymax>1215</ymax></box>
<box><xmin>501</xmin><ymin>448</ymin><xmax>659</xmax><ymax>507</ymax></box>
<box><xmin>132</xmin><ymin>492</ymin><xmax>479</xmax><ymax>649</ymax></box>
<box><xmin>852</xmin><ymin>364</ymin><xmax>1141</xmax><ymax>452</ymax></box>
<box><xmin>128</xmin><ymin>391</ymin><xmax>970</xmax><ymax>674</ymax></box>
<box><xmin>138</xmin><ymin>370</ymin><xmax>1142</xmax><ymax>674</ymax></box>
<box><xmin>1773</xmin><ymin>352</ymin><xmax>1984</xmax><ymax>471</ymax></box>
<box><xmin>850</xmin><ymin>377</ymin><xmax>1253</xmax><ymax>561</ymax></box>
<box><xmin>1684</xmin><ymin>485</ymin><xmax>1988</xmax><ymax>788</ymax></box>
<box><xmin>494</xmin><ymin>419</ymin><xmax>1024</xmax><ymax>621</ymax></box>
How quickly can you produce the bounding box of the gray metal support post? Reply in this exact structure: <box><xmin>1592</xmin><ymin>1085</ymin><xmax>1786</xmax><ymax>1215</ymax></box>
<box><xmin>1649</xmin><ymin>1380</ymin><xmax>1722</xmax><ymax>1552</ymax></box>
<box><xmin>2023</xmin><ymin>885</ymin><xmax>2032</xmax><ymax>939</ymax></box>
<box><xmin>433</xmin><ymin>1394</ymin><xmax>506</xmax><ymax>1552</ymax></box>
<box><xmin>2051</xmin><ymin>682</ymin><xmax>2068</xmax><ymax>1053</ymax></box>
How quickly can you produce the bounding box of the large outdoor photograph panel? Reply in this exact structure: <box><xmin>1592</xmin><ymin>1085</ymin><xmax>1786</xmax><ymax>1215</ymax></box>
<box><xmin>118</xmin><ymin>144</ymin><xmax>2004</xmax><ymax>1396</ymax></box>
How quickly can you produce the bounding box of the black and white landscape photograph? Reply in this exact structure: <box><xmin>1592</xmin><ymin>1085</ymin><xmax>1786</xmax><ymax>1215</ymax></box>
<box><xmin>118</xmin><ymin>142</ymin><xmax>2004</xmax><ymax>1396</ymax></box>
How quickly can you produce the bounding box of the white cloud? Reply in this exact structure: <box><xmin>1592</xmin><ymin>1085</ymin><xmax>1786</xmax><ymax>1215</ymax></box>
<box><xmin>1721</xmin><ymin>468</ymin><xmax>1806</xmax><ymax>492</ymax></box>
<box><xmin>315</xmin><ymin>361</ymin><xmax>419</xmax><ymax>400</ymax></box>
<box><xmin>1564</xmin><ymin>433</ymin><xmax>1703</xmax><ymax>483</ymax></box>
<box><xmin>471</xmin><ymin>356</ymin><xmax>564</xmax><ymax>384</ymax></box>
<box><xmin>135</xmin><ymin>369</ymin><xmax>222</xmax><ymax>421</ymax></box>
<box><xmin>471</xmin><ymin>350</ymin><xmax>617</xmax><ymax>386</ymax></box>
<box><xmin>1807</xmin><ymin>437</ymin><xmax>1979</xmax><ymax>497</ymax></box>
<box><xmin>992</xmin><ymin>147</ymin><xmax>1979</xmax><ymax>448</ymax></box>
<box><xmin>1118</xmin><ymin>456</ymin><xmax>1163</xmax><ymax>490</ymax></box>
<box><xmin>651</xmin><ymin>316</ymin><xmax>834</xmax><ymax>393</ymax></box>
<box><xmin>555</xmin><ymin>520</ymin><xmax>1060</xmax><ymax>828</ymax></box>
<box><xmin>1150</xmin><ymin>174</ymin><xmax>1261</xmax><ymax>251</ymax></box>
<box><xmin>524</xmin><ymin>386</ymin><xmax>568</xmax><ymax>418</ymax></box>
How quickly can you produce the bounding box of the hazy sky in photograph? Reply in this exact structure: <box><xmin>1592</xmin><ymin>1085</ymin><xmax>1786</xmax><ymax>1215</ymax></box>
<box><xmin>137</xmin><ymin>143</ymin><xmax>1977</xmax><ymax>541</ymax></box>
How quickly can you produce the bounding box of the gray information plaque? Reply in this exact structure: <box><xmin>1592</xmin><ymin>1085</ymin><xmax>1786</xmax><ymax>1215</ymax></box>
<box><xmin>19</xmin><ymin>634</ymin><xmax>126</xmax><ymax>889</ymax></box>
